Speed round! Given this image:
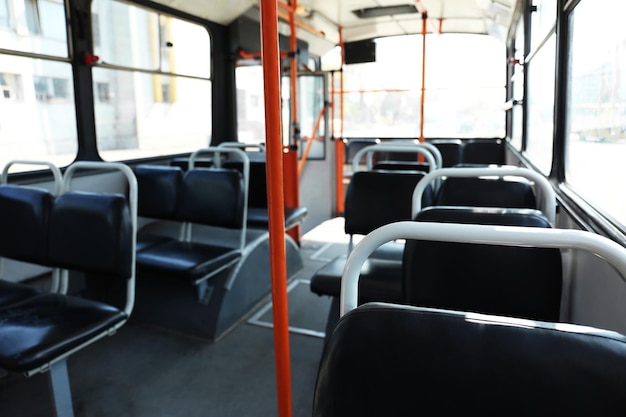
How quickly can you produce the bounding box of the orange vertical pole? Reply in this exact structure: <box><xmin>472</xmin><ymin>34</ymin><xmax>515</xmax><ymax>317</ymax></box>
<box><xmin>334</xmin><ymin>26</ymin><xmax>345</xmax><ymax>215</ymax></box>
<box><xmin>419</xmin><ymin>12</ymin><xmax>427</xmax><ymax>143</ymax></box>
<box><xmin>285</xmin><ymin>0</ymin><xmax>301</xmax><ymax>243</ymax></box>
<box><xmin>259</xmin><ymin>1</ymin><xmax>292</xmax><ymax>417</ymax></box>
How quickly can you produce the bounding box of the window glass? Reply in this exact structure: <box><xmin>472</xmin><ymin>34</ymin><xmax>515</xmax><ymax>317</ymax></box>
<box><xmin>92</xmin><ymin>0</ymin><xmax>210</xmax><ymax>78</ymax></box>
<box><xmin>39</xmin><ymin>0</ymin><xmax>65</xmax><ymax>40</ymax></box>
<box><xmin>91</xmin><ymin>0</ymin><xmax>212</xmax><ymax>160</ymax></box>
<box><xmin>0</xmin><ymin>56</ymin><xmax>76</xmax><ymax>168</ymax></box>
<box><xmin>525</xmin><ymin>33</ymin><xmax>555</xmax><ymax>174</ymax></box>
<box><xmin>93</xmin><ymin>68</ymin><xmax>211</xmax><ymax>160</ymax></box>
<box><xmin>159</xmin><ymin>15</ymin><xmax>210</xmax><ymax>78</ymax></box>
<box><xmin>236</xmin><ymin>65</ymin><xmax>266</xmax><ymax>145</ymax></box>
<box><xmin>566</xmin><ymin>1</ymin><xmax>626</xmax><ymax>226</ymax></box>
<box><xmin>236</xmin><ymin>65</ymin><xmax>292</xmax><ymax>146</ymax></box>
<box><xmin>510</xmin><ymin>18</ymin><xmax>524</xmax><ymax>150</ymax></box>
<box><xmin>0</xmin><ymin>0</ymin><xmax>9</xmax><ymax>28</ymax></box>
<box><xmin>530</xmin><ymin>0</ymin><xmax>557</xmax><ymax>49</ymax></box>
<box><xmin>325</xmin><ymin>34</ymin><xmax>505</xmax><ymax>138</ymax></box>
<box><xmin>0</xmin><ymin>0</ymin><xmax>67</xmax><ymax>56</ymax></box>
<box><xmin>92</xmin><ymin>0</ymin><xmax>159</xmax><ymax>70</ymax></box>
<box><xmin>298</xmin><ymin>73</ymin><xmax>326</xmax><ymax>159</ymax></box>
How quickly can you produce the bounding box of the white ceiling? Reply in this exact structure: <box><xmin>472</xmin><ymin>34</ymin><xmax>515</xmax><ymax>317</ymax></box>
<box><xmin>154</xmin><ymin>0</ymin><xmax>519</xmax><ymax>55</ymax></box>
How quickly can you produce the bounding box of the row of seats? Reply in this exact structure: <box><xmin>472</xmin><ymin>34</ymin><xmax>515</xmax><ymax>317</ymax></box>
<box><xmin>0</xmin><ymin>145</ymin><xmax>305</xmax><ymax>414</ymax></box>
<box><xmin>171</xmin><ymin>143</ymin><xmax>307</xmax><ymax>230</ymax></box>
<box><xmin>134</xmin><ymin>161</ymin><xmax>247</xmax><ymax>286</ymax></box>
<box><xmin>128</xmin><ymin>146</ymin><xmax>307</xmax><ymax>340</ymax></box>
<box><xmin>313</xmin><ymin>222</ymin><xmax>626</xmax><ymax>416</ymax></box>
<box><xmin>0</xmin><ymin>161</ymin><xmax>137</xmax><ymax>417</ymax></box>
<box><xmin>310</xmin><ymin>142</ymin><xmax>557</xmax><ymax>338</ymax></box>
<box><xmin>344</xmin><ymin>137</ymin><xmax>505</xmax><ymax>168</ymax></box>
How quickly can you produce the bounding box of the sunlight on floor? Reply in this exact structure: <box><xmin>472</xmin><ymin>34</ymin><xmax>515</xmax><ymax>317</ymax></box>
<box><xmin>302</xmin><ymin>217</ymin><xmax>364</xmax><ymax>245</ymax></box>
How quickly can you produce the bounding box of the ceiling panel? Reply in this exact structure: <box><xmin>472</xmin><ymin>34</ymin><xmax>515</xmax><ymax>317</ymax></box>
<box><xmin>146</xmin><ymin>0</ymin><xmax>519</xmax><ymax>52</ymax></box>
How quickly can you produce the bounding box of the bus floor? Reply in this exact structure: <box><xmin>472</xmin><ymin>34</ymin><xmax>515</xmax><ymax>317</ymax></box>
<box><xmin>0</xmin><ymin>219</ymin><xmax>349</xmax><ymax>417</ymax></box>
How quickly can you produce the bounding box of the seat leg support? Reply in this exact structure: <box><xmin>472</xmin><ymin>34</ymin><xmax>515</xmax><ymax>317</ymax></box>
<box><xmin>48</xmin><ymin>360</ymin><xmax>75</xmax><ymax>417</ymax></box>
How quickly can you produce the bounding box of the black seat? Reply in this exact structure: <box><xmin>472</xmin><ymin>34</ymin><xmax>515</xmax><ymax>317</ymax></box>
<box><xmin>134</xmin><ymin>165</ymin><xmax>246</xmax><ymax>285</ymax></box>
<box><xmin>310</xmin><ymin>170</ymin><xmax>431</xmax><ymax>300</ymax></box>
<box><xmin>223</xmin><ymin>158</ymin><xmax>308</xmax><ymax>230</ymax></box>
<box><xmin>310</xmin><ymin>169</ymin><xmax>429</xmax><ymax>338</ymax></box>
<box><xmin>0</xmin><ymin>193</ymin><xmax>133</xmax><ymax>371</ymax></box>
<box><xmin>313</xmin><ymin>303</ymin><xmax>626</xmax><ymax>417</ymax></box>
<box><xmin>0</xmin><ymin>168</ymin><xmax>135</xmax><ymax>417</ymax></box>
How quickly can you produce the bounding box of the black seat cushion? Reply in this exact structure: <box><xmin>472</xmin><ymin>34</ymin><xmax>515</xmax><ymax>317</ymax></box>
<box><xmin>135</xmin><ymin>240</ymin><xmax>241</xmax><ymax>282</ymax></box>
<box><xmin>314</xmin><ymin>303</ymin><xmax>626</xmax><ymax>417</ymax></box>
<box><xmin>415</xmin><ymin>206</ymin><xmax>552</xmax><ymax>227</ymax></box>
<box><xmin>310</xmin><ymin>255</ymin><xmax>403</xmax><ymax>303</ymax></box>
<box><xmin>246</xmin><ymin>207</ymin><xmax>308</xmax><ymax>230</ymax></box>
<box><xmin>310</xmin><ymin>241</ymin><xmax>406</xmax><ymax>302</ymax></box>
<box><xmin>0</xmin><ymin>294</ymin><xmax>127</xmax><ymax>372</ymax></box>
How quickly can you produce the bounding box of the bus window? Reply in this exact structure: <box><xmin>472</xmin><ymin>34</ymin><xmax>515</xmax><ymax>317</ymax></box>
<box><xmin>91</xmin><ymin>0</ymin><xmax>212</xmax><ymax>160</ymax></box>
<box><xmin>510</xmin><ymin>18</ymin><xmax>524</xmax><ymax>150</ymax></box>
<box><xmin>236</xmin><ymin>65</ymin><xmax>266</xmax><ymax>145</ymax></box>
<box><xmin>0</xmin><ymin>4</ymin><xmax>76</xmax><ymax>170</ymax></box>
<box><xmin>566</xmin><ymin>0</ymin><xmax>626</xmax><ymax>227</ymax></box>
<box><xmin>298</xmin><ymin>73</ymin><xmax>326</xmax><ymax>160</ymax></box>
<box><xmin>0</xmin><ymin>0</ymin><xmax>8</xmax><ymax>28</ymax></box>
<box><xmin>525</xmin><ymin>33</ymin><xmax>555</xmax><ymax>174</ymax></box>
<box><xmin>0</xmin><ymin>0</ymin><xmax>67</xmax><ymax>56</ymax></box>
<box><xmin>330</xmin><ymin>34</ymin><xmax>505</xmax><ymax>139</ymax></box>
<box><xmin>530</xmin><ymin>0</ymin><xmax>557</xmax><ymax>50</ymax></box>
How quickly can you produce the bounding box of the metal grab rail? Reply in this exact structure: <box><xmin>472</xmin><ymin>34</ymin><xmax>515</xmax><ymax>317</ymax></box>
<box><xmin>2</xmin><ymin>160</ymin><xmax>63</xmax><ymax>195</ymax></box>
<box><xmin>351</xmin><ymin>143</ymin><xmax>441</xmax><ymax>173</ymax></box>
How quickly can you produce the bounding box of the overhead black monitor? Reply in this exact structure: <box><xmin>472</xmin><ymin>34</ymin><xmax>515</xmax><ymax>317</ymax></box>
<box><xmin>344</xmin><ymin>39</ymin><xmax>376</xmax><ymax>65</ymax></box>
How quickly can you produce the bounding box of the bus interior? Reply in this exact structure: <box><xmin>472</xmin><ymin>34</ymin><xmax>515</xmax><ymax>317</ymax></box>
<box><xmin>2</xmin><ymin>0</ymin><xmax>626</xmax><ymax>416</ymax></box>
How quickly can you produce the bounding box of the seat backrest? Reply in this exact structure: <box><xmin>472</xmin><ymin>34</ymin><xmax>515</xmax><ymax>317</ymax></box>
<box><xmin>434</xmin><ymin>176</ymin><xmax>536</xmax><ymax>209</ymax></box>
<box><xmin>429</xmin><ymin>138</ymin><xmax>464</xmax><ymax>167</ymax></box>
<box><xmin>313</xmin><ymin>303</ymin><xmax>626</xmax><ymax>417</ymax></box>
<box><xmin>344</xmin><ymin>170</ymin><xmax>430</xmax><ymax>236</ymax></box>
<box><xmin>462</xmin><ymin>138</ymin><xmax>505</xmax><ymax>165</ymax></box>
<box><xmin>404</xmin><ymin>207</ymin><xmax>562</xmax><ymax>321</ymax></box>
<box><xmin>178</xmin><ymin>168</ymin><xmax>245</xmax><ymax>229</ymax></box>
<box><xmin>47</xmin><ymin>191</ymin><xmax>133</xmax><ymax>280</ymax></box>
<box><xmin>223</xmin><ymin>159</ymin><xmax>268</xmax><ymax>208</ymax></box>
<box><xmin>135</xmin><ymin>165</ymin><xmax>183</xmax><ymax>219</ymax></box>
<box><xmin>0</xmin><ymin>185</ymin><xmax>54</xmax><ymax>264</ymax></box>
